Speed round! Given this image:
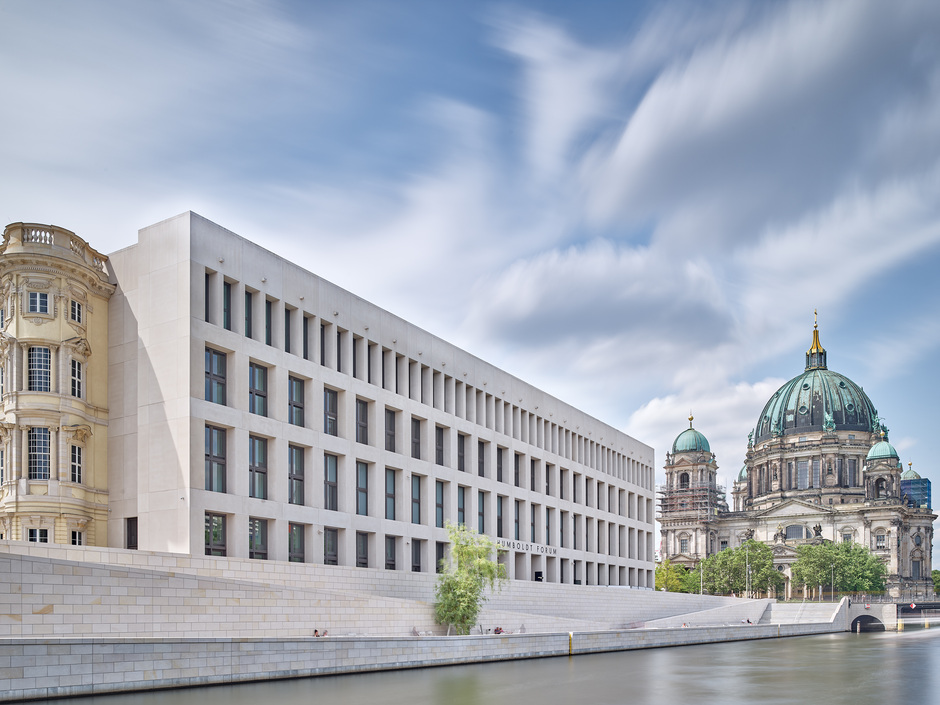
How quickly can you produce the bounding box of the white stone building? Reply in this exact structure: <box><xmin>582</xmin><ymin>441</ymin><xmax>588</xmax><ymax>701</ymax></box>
<box><xmin>96</xmin><ymin>212</ymin><xmax>656</xmax><ymax>587</ymax></box>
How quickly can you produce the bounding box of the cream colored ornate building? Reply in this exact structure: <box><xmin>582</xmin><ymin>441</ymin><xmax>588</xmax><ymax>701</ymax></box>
<box><xmin>0</xmin><ymin>223</ymin><xmax>114</xmax><ymax>545</ymax></box>
<box><xmin>0</xmin><ymin>215</ymin><xmax>657</xmax><ymax>588</ymax></box>
<box><xmin>659</xmin><ymin>322</ymin><xmax>935</xmax><ymax>599</ymax></box>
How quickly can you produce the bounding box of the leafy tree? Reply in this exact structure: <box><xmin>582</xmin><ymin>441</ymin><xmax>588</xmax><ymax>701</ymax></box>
<box><xmin>434</xmin><ymin>522</ymin><xmax>506</xmax><ymax>635</ymax></box>
<box><xmin>698</xmin><ymin>540</ymin><xmax>784</xmax><ymax>596</ymax></box>
<box><xmin>656</xmin><ymin>559</ymin><xmax>691</xmax><ymax>592</ymax></box>
<box><xmin>791</xmin><ymin>541</ymin><xmax>886</xmax><ymax>594</ymax></box>
<box><xmin>933</xmin><ymin>570</ymin><xmax>940</xmax><ymax>594</ymax></box>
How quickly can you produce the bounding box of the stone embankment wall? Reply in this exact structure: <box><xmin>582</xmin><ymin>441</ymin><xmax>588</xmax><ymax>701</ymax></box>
<box><xmin>0</xmin><ymin>543</ymin><xmax>847</xmax><ymax>701</ymax></box>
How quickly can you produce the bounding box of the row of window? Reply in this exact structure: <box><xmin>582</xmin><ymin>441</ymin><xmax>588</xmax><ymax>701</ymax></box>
<box><xmin>16</xmin><ymin>346</ymin><xmax>83</xmax><ymax>397</ymax></box>
<box><xmin>5</xmin><ymin>293</ymin><xmax>84</xmax><ymax>323</ymax></box>
<box><xmin>10</xmin><ymin>428</ymin><xmax>84</xmax><ymax>482</ymax></box>
<box><xmin>205</xmin><ymin>511</ymin><xmax>446</xmax><ymax>571</ymax></box>
<box><xmin>204</xmin><ymin>274</ymin><xmax>648</xmax><ymax>486</ymax></box>
<box><xmin>205</xmin><ymin>426</ymin><xmax>640</xmax><ymax>525</ymax></box>
<box><xmin>21</xmin><ymin>528</ymin><xmax>84</xmax><ymax>544</ymax></box>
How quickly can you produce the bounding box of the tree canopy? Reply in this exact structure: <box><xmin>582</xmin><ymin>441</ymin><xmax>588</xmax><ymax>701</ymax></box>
<box><xmin>791</xmin><ymin>541</ymin><xmax>887</xmax><ymax>594</ymax></box>
<box><xmin>434</xmin><ymin>522</ymin><xmax>507</xmax><ymax>635</ymax></box>
<box><xmin>698</xmin><ymin>540</ymin><xmax>784</xmax><ymax>596</ymax></box>
<box><xmin>655</xmin><ymin>559</ymin><xmax>690</xmax><ymax>592</ymax></box>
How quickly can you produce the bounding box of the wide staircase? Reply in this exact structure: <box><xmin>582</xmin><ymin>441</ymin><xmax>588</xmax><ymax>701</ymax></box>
<box><xmin>759</xmin><ymin>601</ymin><xmax>841</xmax><ymax>624</ymax></box>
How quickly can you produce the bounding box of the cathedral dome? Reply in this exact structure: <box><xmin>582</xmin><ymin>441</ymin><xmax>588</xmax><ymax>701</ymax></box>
<box><xmin>754</xmin><ymin>322</ymin><xmax>878</xmax><ymax>444</ymax></box>
<box><xmin>672</xmin><ymin>416</ymin><xmax>710</xmax><ymax>454</ymax></box>
<box><xmin>866</xmin><ymin>439</ymin><xmax>899</xmax><ymax>462</ymax></box>
<box><xmin>901</xmin><ymin>465</ymin><xmax>921</xmax><ymax>480</ymax></box>
<box><xmin>737</xmin><ymin>465</ymin><xmax>748</xmax><ymax>482</ymax></box>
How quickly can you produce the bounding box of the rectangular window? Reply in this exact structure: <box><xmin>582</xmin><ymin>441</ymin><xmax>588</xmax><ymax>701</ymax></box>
<box><xmin>385</xmin><ymin>409</ymin><xmax>396</xmax><ymax>452</ymax></box>
<box><xmin>435</xmin><ymin>480</ymin><xmax>444</xmax><ymax>528</ymax></box>
<box><xmin>412</xmin><ymin>475</ymin><xmax>421</xmax><ymax>524</ymax></box>
<box><xmin>435</xmin><ymin>426</ymin><xmax>444</xmax><ymax>466</ymax></box>
<box><xmin>531</xmin><ymin>459</ymin><xmax>536</xmax><ymax>491</ymax></box>
<box><xmin>264</xmin><ymin>299</ymin><xmax>272</xmax><ymax>346</ymax></box>
<box><xmin>457</xmin><ymin>486</ymin><xmax>466</xmax><ymax>526</ymax></box>
<box><xmin>842</xmin><ymin>533</ymin><xmax>852</xmax><ymax>544</ymax></box>
<box><xmin>248</xmin><ymin>363</ymin><xmax>267</xmax><ymax>416</ymax></box>
<box><xmin>876</xmin><ymin>534</ymin><xmax>886</xmax><ymax>550</ymax></box>
<box><xmin>719</xmin><ymin>539</ymin><xmax>728</xmax><ymax>551</ymax></box>
<box><xmin>205</xmin><ymin>513</ymin><xmax>226</xmax><ymax>556</ymax></box>
<box><xmin>560</xmin><ymin>512</ymin><xmax>565</xmax><ymax>548</ymax></box>
<box><xmin>289</xmin><ymin>523</ymin><xmax>305</xmax><ymax>563</ymax></box>
<box><xmin>457</xmin><ymin>434</ymin><xmax>466</xmax><ymax>472</ymax></box>
<box><xmin>514</xmin><ymin>500</ymin><xmax>520</xmax><ymax>540</ymax></box>
<box><xmin>205</xmin><ymin>426</ymin><xmax>226</xmax><ymax>492</ymax></box>
<box><xmin>320</xmin><ymin>323</ymin><xmax>326</xmax><ymax>366</ymax></box>
<box><xmin>497</xmin><ymin>448</ymin><xmax>503</xmax><ymax>482</ymax></box>
<box><xmin>356</xmin><ymin>531</ymin><xmax>368</xmax><ymax>568</ymax></box>
<box><xmin>573</xmin><ymin>515</ymin><xmax>579</xmax><ymax>550</ymax></box>
<box><xmin>248</xmin><ymin>517</ymin><xmax>268</xmax><ymax>559</ymax></box>
<box><xmin>28</xmin><ymin>346</ymin><xmax>51</xmax><ymax>392</ymax></box>
<box><xmin>324</xmin><ymin>453</ymin><xmax>338</xmax><ymax>511</ymax></box>
<box><xmin>530</xmin><ymin>505</ymin><xmax>536</xmax><ymax>542</ymax></box>
<box><xmin>385</xmin><ymin>467</ymin><xmax>396</xmax><ymax>521</ymax></box>
<box><xmin>411</xmin><ymin>418</ymin><xmax>421</xmax><ymax>459</ymax></box>
<box><xmin>28</xmin><ymin>291</ymin><xmax>49</xmax><ymax>314</ymax></box>
<box><xmin>0</xmin><ymin>448</ymin><xmax>4</xmax><ymax>485</ymax></box>
<box><xmin>514</xmin><ymin>453</ymin><xmax>520</xmax><ymax>487</ymax></box>
<box><xmin>222</xmin><ymin>281</ymin><xmax>231</xmax><ymax>330</ymax></box>
<box><xmin>28</xmin><ymin>528</ymin><xmax>49</xmax><ymax>543</ymax></box>
<box><xmin>324</xmin><ymin>389</ymin><xmax>338</xmax><ymax>436</ymax></box>
<box><xmin>288</xmin><ymin>376</ymin><xmax>304</xmax><ymax>426</ymax></box>
<box><xmin>245</xmin><ymin>291</ymin><xmax>253</xmax><ymax>338</ymax></box>
<box><xmin>478</xmin><ymin>491</ymin><xmax>485</xmax><ymax>534</ymax></box>
<box><xmin>205</xmin><ymin>348</ymin><xmax>226</xmax><ymax>405</ymax></box>
<box><xmin>71</xmin><ymin>530</ymin><xmax>84</xmax><ymax>546</ymax></box>
<box><xmin>70</xmin><ymin>445</ymin><xmax>82</xmax><ymax>484</ymax></box>
<box><xmin>497</xmin><ymin>496</ymin><xmax>504</xmax><ymax>538</ymax></box>
<box><xmin>205</xmin><ymin>272</ymin><xmax>210</xmax><ymax>322</ymax></box>
<box><xmin>356</xmin><ymin>399</ymin><xmax>369</xmax><ymax>444</ymax></box>
<box><xmin>412</xmin><ymin>539</ymin><xmax>422</xmax><ymax>572</ymax></box>
<box><xmin>70</xmin><ymin>300</ymin><xmax>83</xmax><ymax>324</ymax></box>
<box><xmin>126</xmin><ymin>517</ymin><xmax>138</xmax><ymax>550</ymax></box>
<box><xmin>385</xmin><ymin>536</ymin><xmax>396</xmax><ymax>570</ymax></box>
<box><xmin>812</xmin><ymin>459</ymin><xmax>820</xmax><ymax>488</ymax></box>
<box><xmin>436</xmin><ymin>541</ymin><xmax>446</xmax><ymax>574</ymax></box>
<box><xmin>848</xmin><ymin>459</ymin><xmax>857</xmax><ymax>487</ymax></box>
<box><xmin>680</xmin><ymin>537</ymin><xmax>689</xmax><ymax>553</ymax></box>
<box><xmin>249</xmin><ymin>436</ymin><xmax>267</xmax><ymax>499</ymax></box>
<box><xmin>356</xmin><ymin>461</ymin><xmax>369</xmax><ymax>516</ymax></box>
<box><xmin>28</xmin><ymin>427</ymin><xmax>51</xmax><ymax>480</ymax></box>
<box><xmin>284</xmin><ymin>308</ymin><xmax>292</xmax><ymax>353</ymax></box>
<box><xmin>478</xmin><ymin>440</ymin><xmax>485</xmax><ymax>477</ymax></box>
<box><xmin>324</xmin><ymin>528</ymin><xmax>338</xmax><ymax>565</ymax></box>
<box><xmin>288</xmin><ymin>444</ymin><xmax>304</xmax><ymax>505</ymax></box>
<box><xmin>797</xmin><ymin>460</ymin><xmax>809</xmax><ymax>490</ymax></box>
<box><xmin>302</xmin><ymin>315</ymin><xmax>309</xmax><ymax>360</ymax></box>
<box><xmin>336</xmin><ymin>330</ymin><xmax>343</xmax><ymax>372</ymax></box>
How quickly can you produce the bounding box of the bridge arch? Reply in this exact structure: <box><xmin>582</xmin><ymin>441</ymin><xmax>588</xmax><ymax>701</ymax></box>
<box><xmin>851</xmin><ymin>615</ymin><xmax>885</xmax><ymax>632</ymax></box>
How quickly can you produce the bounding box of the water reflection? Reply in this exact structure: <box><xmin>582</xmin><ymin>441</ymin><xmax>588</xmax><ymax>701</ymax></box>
<box><xmin>43</xmin><ymin>630</ymin><xmax>940</xmax><ymax>705</ymax></box>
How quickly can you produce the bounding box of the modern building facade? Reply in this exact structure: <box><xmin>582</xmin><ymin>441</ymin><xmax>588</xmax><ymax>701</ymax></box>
<box><xmin>659</xmin><ymin>321</ymin><xmax>935</xmax><ymax>598</ymax></box>
<box><xmin>0</xmin><ymin>214</ymin><xmax>657</xmax><ymax>588</ymax></box>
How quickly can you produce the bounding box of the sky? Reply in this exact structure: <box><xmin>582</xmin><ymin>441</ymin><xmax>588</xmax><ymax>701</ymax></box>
<box><xmin>3</xmin><ymin>0</ymin><xmax>940</xmax><ymax>513</ymax></box>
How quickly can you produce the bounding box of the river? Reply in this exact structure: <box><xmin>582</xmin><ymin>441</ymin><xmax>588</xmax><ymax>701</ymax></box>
<box><xmin>41</xmin><ymin>629</ymin><xmax>940</xmax><ymax>705</ymax></box>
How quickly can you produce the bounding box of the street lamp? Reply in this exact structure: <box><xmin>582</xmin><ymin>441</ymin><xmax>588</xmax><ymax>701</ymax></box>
<box><xmin>831</xmin><ymin>563</ymin><xmax>835</xmax><ymax>602</ymax></box>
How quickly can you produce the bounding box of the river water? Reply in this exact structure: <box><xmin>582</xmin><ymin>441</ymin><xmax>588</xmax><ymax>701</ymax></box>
<box><xmin>44</xmin><ymin>630</ymin><xmax>940</xmax><ymax>705</ymax></box>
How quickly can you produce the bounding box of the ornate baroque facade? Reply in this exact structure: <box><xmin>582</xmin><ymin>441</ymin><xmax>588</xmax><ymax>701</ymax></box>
<box><xmin>659</xmin><ymin>322</ymin><xmax>935</xmax><ymax>599</ymax></box>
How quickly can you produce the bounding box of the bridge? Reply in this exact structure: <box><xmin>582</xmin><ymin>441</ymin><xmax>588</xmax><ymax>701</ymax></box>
<box><xmin>846</xmin><ymin>598</ymin><xmax>940</xmax><ymax>632</ymax></box>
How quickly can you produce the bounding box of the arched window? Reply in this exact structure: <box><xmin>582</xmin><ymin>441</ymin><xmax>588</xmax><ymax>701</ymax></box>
<box><xmin>875</xmin><ymin>478</ymin><xmax>887</xmax><ymax>498</ymax></box>
<box><xmin>679</xmin><ymin>473</ymin><xmax>690</xmax><ymax>489</ymax></box>
<box><xmin>785</xmin><ymin>524</ymin><xmax>805</xmax><ymax>540</ymax></box>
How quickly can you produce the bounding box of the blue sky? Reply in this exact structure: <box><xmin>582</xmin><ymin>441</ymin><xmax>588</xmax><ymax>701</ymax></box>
<box><xmin>3</xmin><ymin>0</ymin><xmax>940</xmax><ymax>511</ymax></box>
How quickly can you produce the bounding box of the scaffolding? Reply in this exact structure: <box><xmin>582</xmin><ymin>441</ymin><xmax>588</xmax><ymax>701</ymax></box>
<box><xmin>901</xmin><ymin>477</ymin><xmax>932</xmax><ymax>509</ymax></box>
<box><xmin>657</xmin><ymin>481</ymin><xmax>728</xmax><ymax>522</ymax></box>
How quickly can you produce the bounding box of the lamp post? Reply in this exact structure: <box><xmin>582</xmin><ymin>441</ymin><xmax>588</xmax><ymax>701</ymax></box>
<box><xmin>831</xmin><ymin>563</ymin><xmax>835</xmax><ymax>602</ymax></box>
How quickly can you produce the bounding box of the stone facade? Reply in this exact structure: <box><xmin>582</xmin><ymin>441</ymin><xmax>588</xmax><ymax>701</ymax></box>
<box><xmin>1</xmin><ymin>213</ymin><xmax>657</xmax><ymax>588</ymax></box>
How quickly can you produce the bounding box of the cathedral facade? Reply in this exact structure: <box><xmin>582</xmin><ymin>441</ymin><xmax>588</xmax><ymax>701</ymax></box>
<box><xmin>658</xmin><ymin>323</ymin><xmax>935</xmax><ymax>599</ymax></box>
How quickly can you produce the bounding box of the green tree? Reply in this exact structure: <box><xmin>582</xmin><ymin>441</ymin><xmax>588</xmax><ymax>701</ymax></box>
<box><xmin>792</xmin><ymin>541</ymin><xmax>886</xmax><ymax>595</ymax></box>
<box><xmin>655</xmin><ymin>559</ymin><xmax>691</xmax><ymax>592</ymax></box>
<box><xmin>933</xmin><ymin>569</ymin><xmax>940</xmax><ymax>594</ymax></box>
<box><xmin>434</xmin><ymin>522</ymin><xmax>507</xmax><ymax>635</ymax></box>
<box><xmin>699</xmin><ymin>540</ymin><xmax>784</xmax><ymax>596</ymax></box>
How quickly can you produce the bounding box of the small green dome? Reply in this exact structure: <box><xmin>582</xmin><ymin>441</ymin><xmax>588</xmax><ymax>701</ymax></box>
<box><xmin>672</xmin><ymin>416</ymin><xmax>710</xmax><ymax>454</ymax></box>
<box><xmin>901</xmin><ymin>464</ymin><xmax>921</xmax><ymax>480</ymax></box>
<box><xmin>737</xmin><ymin>465</ymin><xmax>748</xmax><ymax>482</ymax></box>
<box><xmin>867</xmin><ymin>440</ymin><xmax>899</xmax><ymax>461</ymax></box>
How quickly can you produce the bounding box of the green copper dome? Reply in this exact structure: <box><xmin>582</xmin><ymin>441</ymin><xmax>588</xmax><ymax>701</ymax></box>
<box><xmin>737</xmin><ymin>465</ymin><xmax>748</xmax><ymax>482</ymax></box>
<box><xmin>672</xmin><ymin>416</ymin><xmax>710</xmax><ymax>454</ymax></box>
<box><xmin>754</xmin><ymin>323</ymin><xmax>878</xmax><ymax>443</ymax></box>
<box><xmin>901</xmin><ymin>465</ymin><xmax>921</xmax><ymax>480</ymax></box>
<box><xmin>867</xmin><ymin>440</ymin><xmax>899</xmax><ymax>462</ymax></box>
